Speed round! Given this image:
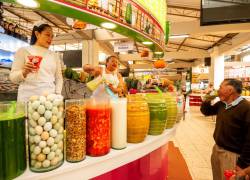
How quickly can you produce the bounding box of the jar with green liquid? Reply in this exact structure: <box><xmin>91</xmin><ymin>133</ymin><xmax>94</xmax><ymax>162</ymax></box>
<box><xmin>145</xmin><ymin>94</ymin><xmax>167</xmax><ymax>135</ymax></box>
<box><xmin>0</xmin><ymin>101</ymin><xmax>26</xmax><ymax>180</ymax></box>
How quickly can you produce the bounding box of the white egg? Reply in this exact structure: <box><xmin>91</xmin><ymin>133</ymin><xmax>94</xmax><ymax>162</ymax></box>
<box><xmin>47</xmin><ymin>94</ymin><xmax>56</xmax><ymax>102</ymax></box>
<box><xmin>44</xmin><ymin>101</ymin><xmax>53</xmax><ymax>110</ymax></box>
<box><xmin>58</xmin><ymin>127</ymin><xmax>64</xmax><ymax>134</ymax></box>
<box><xmin>52</xmin><ymin>107</ymin><xmax>58</xmax><ymax>115</ymax></box>
<box><xmin>29</xmin><ymin>95</ymin><xmax>38</xmax><ymax>102</ymax></box>
<box><xmin>55</xmin><ymin>149</ymin><xmax>62</xmax><ymax>156</ymax></box>
<box><xmin>32</xmin><ymin>100</ymin><xmax>40</xmax><ymax>110</ymax></box>
<box><xmin>37</xmin><ymin>105</ymin><xmax>46</xmax><ymax>115</ymax></box>
<box><xmin>33</xmin><ymin>146</ymin><xmax>41</xmax><ymax>155</ymax></box>
<box><xmin>42</xmin><ymin>147</ymin><xmax>50</xmax><ymax>154</ymax></box>
<box><xmin>34</xmin><ymin>135</ymin><xmax>41</xmax><ymax>144</ymax></box>
<box><xmin>29</xmin><ymin>119</ymin><xmax>37</xmax><ymax>128</ymax></box>
<box><xmin>38</xmin><ymin>117</ymin><xmax>46</xmax><ymax>126</ymax></box>
<box><xmin>59</xmin><ymin>134</ymin><xmax>64</xmax><ymax>140</ymax></box>
<box><xmin>42</xmin><ymin>160</ymin><xmax>50</xmax><ymax>168</ymax></box>
<box><xmin>47</xmin><ymin>137</ymin><xmax>55</xmax><ymax>146</ymax></box>
<box><xmin>31</xmin><ymin>153</ymin><xmax>37</xmax><ymax>160</ymax></box>
<box><xmin>54</xmin><ymin>135</ymin><xmax>61</xmax><ymax>144</ymax></box>
<box><xmin>44</xmin><ymin>122</ymin><xmax>52</xmax><ymax>131</ymax></box>
<box><xmin>39</xmin><ymin>96</ymin><xmax>46</xmax><ymax>105</ymax></box>
<box><xmin>30</xmin><ymin>144</ymin><xmax>35</xmax><ymax>152</ymax></box>
<box><xmin>41</xmin><ymin>131</ymin><xmax>49</xmax><ymax>141</ymax></box>
<box><xmin>51</xmin><ymin>157</ymin><xmax>59</xmax><ymax>166</ymax></box>
<box><xmin>58</xmin><ymin>106</ymin><xmax>64</xmax><ymax>112</ymax></box>
<box><xmin>58</xmin><ymin>153</ymin><xmax>63</xmax><ymax>161</ymax></box>
<box><xmin>29</xmin><ymin>136</ymin><xmax>35</xmax><ymax>144</ymax></box>
<box><xmin>31</xmin><ymin>160</ymin><xmax>36</xmax><ymax>166</ymax></box>
<box><xmin>44</xmin><ymin>110</ymin><xmax>52</xmax><ymax>120</ymax></box>
<box><xmin>29</xmin><ymin>127</ymin><xmax>36</xmax><ymax>136</ymax></box>
<box><xmin>47</xmin><ymin>151</ymin><xmax>56</xmax><ymax>160</ymax></box>
<box><xmin>28</xmin><ymin>106</ymin><xmax>34</xmax><ymax>114</ymax></box>
<box><xmin>37</xmin><ymin>153</ymin><xmax>46</xmax><ymax>162</ymax></box>
<box><xmin>32</xmin><ymin>112</ymin><xmax>40</xmax><ymax>121</ymax></box>
<box><xmin>54</xmin><ymin>123</ymin><xmax>61</xmax><ymax>131</ymax></box>
<box><xmin>51</xmin><ymin>116</ymin><xmax>57</xmax><ymax>124</ymax></box>
<box><xmin>53</xmin><ymin>99</ymin><xmax>61</xmax><ymax>107</ymax></box>
<box><xmin>56</xmin><ymin>111</ymin><xmax>63</xmax><ymax>119</ymax></box>
<box><xmin>51</xmin><ymin>144</ymin><xmax>58</xmax><ymax>152</ymax></box>
<box><xmin>49</xmin><ymin>129</ymin><xmax>57</xmax><ymax>138</ymax></box>
<box><xmin>57</xmin><ymin>141</ymin><xmax>63</xmax><ymax>150</ymax></box>
<box><xmin>58</xmin><ymin>118</ymin><xmax>64</xmax><ymax>125</ymax></box>
<box><xmin>35</xmin><ymin>126</ymin><xmax>43</xmax><ymax>135</ymax></box>
<box><xmin>39</xmin><ymin>141</ymin><xmax>47</xmax><ymax>148</ymax></box>
<box><xmin>34</xmin><ymin>161</ymin><xmax>42</xmax><ymax>168</ymax></box>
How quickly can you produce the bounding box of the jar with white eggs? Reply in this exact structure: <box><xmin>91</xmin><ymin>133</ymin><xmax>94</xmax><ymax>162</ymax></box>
<box><xmin>28</xmin><ymin>94</ymin><xmax>64</xmax><ymax>172</ymax></box>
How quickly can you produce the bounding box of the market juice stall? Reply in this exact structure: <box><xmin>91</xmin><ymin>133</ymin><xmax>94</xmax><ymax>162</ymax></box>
<box><xmin>0</xmin><ymin>0</ymin><xmax>177</xmax><ymax>179</ymax></box>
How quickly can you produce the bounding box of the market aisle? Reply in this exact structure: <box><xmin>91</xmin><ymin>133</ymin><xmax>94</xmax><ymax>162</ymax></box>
<box><xmin>171</xmin><ymin>106</ymin><xmax>216</xmax><ymax>180</ymax></box>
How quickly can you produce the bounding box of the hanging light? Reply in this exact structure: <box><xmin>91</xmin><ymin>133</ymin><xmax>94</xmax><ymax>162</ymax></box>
<box><xmin>16</xmin><ymin>0</ymin><xmax>39</xmax><ymax>8</ymax></box>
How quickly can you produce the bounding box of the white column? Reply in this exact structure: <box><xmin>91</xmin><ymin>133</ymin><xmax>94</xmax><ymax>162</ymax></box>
<box><xmin>82</xmin><ymin>40</ymin><xmax>99</xmax><ymax>67</ymax></box>
<box><xmin>210</xmin><ymin>47</ymin><xmax>225</xmax><ymax>89</ymax></box>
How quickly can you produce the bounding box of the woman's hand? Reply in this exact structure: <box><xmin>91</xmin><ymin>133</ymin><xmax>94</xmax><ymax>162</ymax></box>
<box><xmin>22</xmin><ymin>62</ymin><xmax>36</xmax><ymax>78</ymax></box>
<box><xmin>108</xmin><ymin>84</ymin><xmax>121</xmax><ymax>94</ymax></box>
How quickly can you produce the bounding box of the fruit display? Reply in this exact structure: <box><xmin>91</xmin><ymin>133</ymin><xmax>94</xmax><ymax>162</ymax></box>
<box><xmin>163</xmin><ymin>93</ymin><xmax>178</xmax><ymax>129</ymax></box>
<box><xmin>86</xmin><ymin>98</ymin><xmax>111</xmax><ymax>156</ymax></box>
<box><xmin>145</xmin><ymin>94</ymin><xmax>167</xmax><ymax>135</ymax></box>
<box><xmin>0</xmin><ymin>101</ymin><xmax>26</xmax><ymax>180</ymax></box>
<box><xmin>127</xmin><ymin>95</ymin><xmax>150</xmax><ymax>143</ymax></box>
<box><xmin>65</xmin><ymin>99</ymin><xmax>86</xmax><ymax>162</ymax></box>
<box><xmin>111</xmin><ymin>98</ymin><xmax>127</xmax><ymax>149</ymax></box>
<box><xmin>27</xmin><ymin>94</ymin><xmax>64</xmax><ymax>172</ymax></box>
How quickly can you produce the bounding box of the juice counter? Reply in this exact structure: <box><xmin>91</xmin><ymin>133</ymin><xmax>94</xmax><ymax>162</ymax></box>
<box><xmin>15</xmin><ymin>128</ymin><xmax>176</xmax><ymax>180</ymax></box>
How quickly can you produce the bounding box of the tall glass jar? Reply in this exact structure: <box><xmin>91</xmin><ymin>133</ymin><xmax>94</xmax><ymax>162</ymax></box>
<box><xmin>65</xmin><ymin>99</ymin><xmax>86</xmax><ymax>162</ymax></box>
<box><xmin>111</xmin><ymin>98</ymin><xmax>127</xmax><ymax>149</ymax></box>
<box><xmin>163</xmin><ymin>93</ymin><xmax>178</xmax><ymax>129</ymax></box>
<box><xmin>127</xmin><ymin>94</ymin><xmax>150</xmax><ymax>143</ymax></box>
<box><xmin>0</xmin><ymin>101</ymin><xmax>26</xmax><ymax>180</ymax></box>
<box><xmin>86</xmin><ymin>97</ymin><xmax>111</xmax><ymax>156</ymax></box>
<box><xmin>145</xmin><ymin>94</ymin><xmax>167</xmax><ymax>135</ymax></box>
<box><xmin>27</xmin><ymin>94</ymin><xmax>64</xmax><ymax>172</ymax></box>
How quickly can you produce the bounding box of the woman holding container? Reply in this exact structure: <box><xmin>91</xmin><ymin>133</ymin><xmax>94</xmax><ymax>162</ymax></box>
<box><xmin>9</xmin><ymin>22</ymin><xmax>63</xmax><ymax>102</ymax></box>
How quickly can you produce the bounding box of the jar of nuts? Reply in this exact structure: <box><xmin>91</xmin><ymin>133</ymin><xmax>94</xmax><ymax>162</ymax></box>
<box><xmin>28</xmin><ymin>94</ymin><xmax>64</xmax><ymax>172</ymax></box>
<box><xmin>65</xmin><ymin>99</ymin><xmax>86</xmax><ymax>162</ymax></box>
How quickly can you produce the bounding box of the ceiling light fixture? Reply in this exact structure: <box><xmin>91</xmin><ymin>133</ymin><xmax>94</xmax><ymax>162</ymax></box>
<box><xmin>100</xmin><ymin>22</ymin><xmax>117</xmax><ymax>29</ymax></box>
<box><xmin>169</xmin><ymin>34</ymin><xmax>189</xmax><ymax>39</ymax></box>
<box><xmin>142</xmin><ymin>41</ymin><xmax>153</xmax><ymax>45</ymax></box>
<box><xmin>16</xmin><ymin>0</ymin><xmax>39</xmax><ymax>8</ymax></box>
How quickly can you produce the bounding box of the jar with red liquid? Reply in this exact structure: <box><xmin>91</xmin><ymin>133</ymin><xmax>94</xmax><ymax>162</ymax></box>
<box><xmin>86</xmin><ymin>97</ymin><xmax>111</xmax><ymax>156</ymax></box>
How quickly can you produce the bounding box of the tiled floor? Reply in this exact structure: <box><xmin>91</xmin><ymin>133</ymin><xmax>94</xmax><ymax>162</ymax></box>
<box><xmin>171</xmin><ymin>106</ymin><xmax>216</xmax><ymax>180</ymax></box>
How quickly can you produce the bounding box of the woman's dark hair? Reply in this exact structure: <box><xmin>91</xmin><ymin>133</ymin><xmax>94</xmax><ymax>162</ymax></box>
<box><xmin>224</xmin><ymin>78</ymin><xmax>243</xmax><ymax>94</ymax></box>
<box><xmin>30</xmin><ymin>24</ymin><xmax>51</xmax><ymax>45</ymax></box>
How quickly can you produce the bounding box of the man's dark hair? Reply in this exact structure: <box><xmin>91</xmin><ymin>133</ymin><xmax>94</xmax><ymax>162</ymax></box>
<box><xmin>224</xmin><ymin>78</ymin><xmax>243</xmax><ymax>94</ymax></box>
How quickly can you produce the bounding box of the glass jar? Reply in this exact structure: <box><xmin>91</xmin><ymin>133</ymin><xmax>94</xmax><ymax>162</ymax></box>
<box><xmin>145</xmin><ymin>94</ymin><xmax>167</xmax><ymax>135</ymax></box>
<box><xmin>127</xmin><ymin>95</ymin><xmax>150</xmax><ymax>143</ymax></box>
<box><xmin>27</xmin><ymin>94</ymin><xmax>64</xmax><ymax>172</ymax></box>
<box><xmin>163</xmin><ymin>93</ymin><xmax>178</xmax><ymax>129</ymax></box>
<box><xmin>86</xmin><ymin>97</ymin><xmax>111</xmax><ymax>156</ymax></box>
<box><xmin>65</xmin><ymin>99</ymin><xmax>86</xmax><ymax>162</ymax></box>
<box><xmin>111</xmin><ymin>98</ymin><xmax>127</xmax><ymax>149</ymax></box>
<box><xmin>0</xmin><ymin>101</ymin><xmax>26</xmax><ymax>180</ymax></box>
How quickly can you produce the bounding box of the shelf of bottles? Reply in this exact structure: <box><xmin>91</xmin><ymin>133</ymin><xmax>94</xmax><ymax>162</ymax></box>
<box><xmin>57</xmin><ymin>0</ymin><xmax>165</xmax><ymax>48</ymax></box>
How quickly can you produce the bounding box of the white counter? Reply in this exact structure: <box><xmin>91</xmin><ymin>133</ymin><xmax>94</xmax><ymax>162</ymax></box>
<box><xmin>15</xmin><ymin>127</ymin><xmax>177</xmax><ymax>180</ymax></box>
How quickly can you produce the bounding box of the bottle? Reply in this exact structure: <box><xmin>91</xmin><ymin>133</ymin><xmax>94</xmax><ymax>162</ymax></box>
<box><xmin>125</xmin><ymin>3</ymin><xmax>132</xmax><ymax>24</ymax></box>
<box><xmin>28</xmin><ymin>94</ymin><xmax>64</xmax><ymax>172</ymax></box>
<box><xmin>0</xmin><ymin>101</ymin><xmax>26</xmax><ymax>180</ymax></box>
<box><xmin>111</xmin><ymin>98</ymin><xmax>127</xmax><ymax>149</ymax></box>
<box><xmin>65</xmin><ymin>99</ymin><xmax>86</xmax><ymax>162</ymax></box>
